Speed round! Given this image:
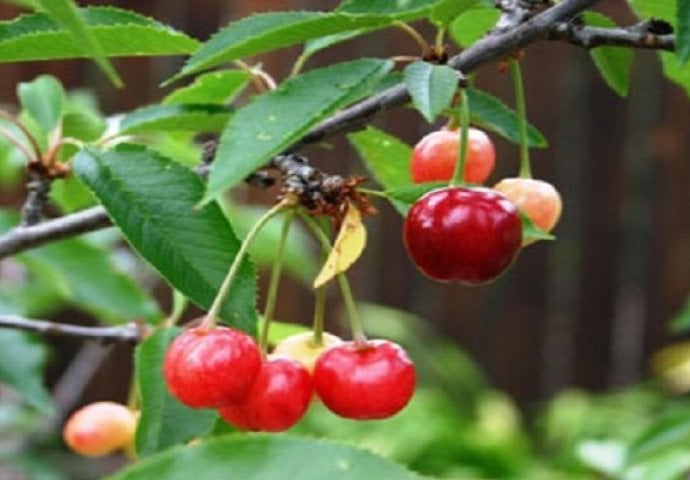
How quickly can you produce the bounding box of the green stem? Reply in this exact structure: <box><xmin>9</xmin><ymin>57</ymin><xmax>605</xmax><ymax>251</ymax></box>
<box><xmin>449</xmin><ymin>88</ymin><xmax>470</xmax><ymax>187</ymax></box>
<box><xmin>435</xmin><ymin>27</ymin><xmax>446</xmax><ymax>51</ymax></box>
<box><xmin>297</xmin><ymin>210</ymin><xmax>367</xmax><ymax>346</ymax></box>
<box><xmin>510</xmin><ymin>59</ymin><xmax>532</xmax><ymax>178</ymax></box>
<box><xmin>163</xmin><ymin>290</ymin><xmax>188</xmax><ymax>327</ymax></box>
<box><xmin>202</xmin><ymin>200</ymin><xmax>290</xmax><ymax>330</ymax></box>
<box><xmin>312</xmin><ymin>284</ymin><xmax>326</xmax><ymax>346</ymax></box>
<box><xmin>290</xmin><ymin>51</ymin><xmax>312</xmax><ymax>78</ymax></box>
<box><xmin>393</xmin><ymin>21</ymin><xmax>429</xmax><ymax>53</ymax></box>
<box><xmin>259</xmin><ymin>210</ymin><xmax>294</xmax><ymax>354</ymax></box>
<box><xmin>357</xmin><ymin>187</ymin><xmax>388</xmax><ymax>199</ymax></box>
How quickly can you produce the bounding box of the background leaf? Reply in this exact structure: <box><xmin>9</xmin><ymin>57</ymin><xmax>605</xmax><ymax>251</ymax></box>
<box><xmin>0</xmin><ymin>329</ymin><xmax>52</xmax><ymax>413</ymax></box>
<box><xmin>34</xmin><ymin>0</ymin><xmax>123</xmax><ymax>86</ymax></box>
<box><xmin>467</xmin><ymin>88</ymin><xmax>548</xmax><ymax>148</ymax></box>
<box><xmin>17</xmin><ymin>75</ymin><xmax>65</xmax><ymax>134</ymax></box>
<box><xmin>171</xmin><ymin>12</ymin><xmax>394</xmax><ymax>82</ymax></box>
<box><xmin>135</xmin><ymin>328</ymin><xmax>218</xmax><ymax>457</ymax></box>
<box><xmin>109</xmin><ymin>435</ymin><xmax>424</xmax><ymax>480</ymax></box>
<box><xmin>119</xmin><ymin>104</ymin><xmax>233</xmax><ymax>135</ymax></box>
<box><xmin>206</xmin><ymin>59</ymin><xmax>392</xmax><ymax>200</ymax></box>
<box><xmin>0</xmin><ymin>7</ymin><xmax>198</xmax><ymax>64</ymax></box>
<box><xmin>163</xmin><ymin>71</ymin><xmax>249</xmax><ymax>106</ymax></box>
<box><xmin>582</xmin><ymin>12</ymin><xmax>633</xmax><ymax>97</ymax></box>
<box><xmin>429</xmin><ymin>0</ymin><xmax>486</xmax><ymax>26</ymax></box>
<box><xmin>20</xmin><ymin>238</ymin><xmax>162</xmax><ymax>324</ymax></box>
<box><xmin>404</xmin><ymin>62</ymin><xmax>458</xmax><ymax>123</ymax></box>
<box><xmin>348</xmin><ymin>127</ymin><xmax>412</xmax><ymax>188</ymax></box>
<box><xmin>449</xmin><ymin>7</ymin><xmax>500</xmax><ymax>47</ymax></box>
<box><xmin>678</xmin><ymin>0</ymin><xmax>690</xmax><ymax>64</ymax></box>
<box><xmin>74</xmin><ymin>145</ymin><xmax>257</xmax><ymax>333</ymax></box>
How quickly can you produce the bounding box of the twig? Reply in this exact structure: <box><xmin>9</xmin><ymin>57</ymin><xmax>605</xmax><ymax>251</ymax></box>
<box><xmin>20</xmin><ymin>168</ymin><xmax>52</xmax><ymax>226</ymax></box>
<box><xmin>0</xmin><ymin>206</ymin><xmax>112</xmax><ymax>259</ymax></box>
<box><xmin>0</xmin><ymin>314</ymin><xmax>142</xmax><ymax>342</ymax></box>
<box><xmin>550</xmin><ymin>21</ymin><xmax>675</xmax><ymax>51</ymax></box>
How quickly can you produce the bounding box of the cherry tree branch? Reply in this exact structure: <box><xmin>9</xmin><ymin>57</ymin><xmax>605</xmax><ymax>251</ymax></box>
<box><xmin>549</xmin><ymin>21</ymin><xmax>675</xmax><ymax>51</ymax></box>
<box><xmin>0</xmin><ymin>314</ymin><xmax>143</xmax><ymax>342</ymax></box>
<box><xmin>0</xmin><ymin>0</ymin><xmax>678</xmax><ymax>263</ymax></box>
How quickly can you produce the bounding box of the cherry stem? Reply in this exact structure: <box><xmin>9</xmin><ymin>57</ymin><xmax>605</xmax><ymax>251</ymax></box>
<box><xmin>290</xmin><ymin>51</ymin><xmax>312</xmax><ymax>78</ymax></box>
<box><xmin>312</xmin><ymin>284</ymin><xmax>326</xmax><ymax>347</ymax></box>
<box><xmin>202</xmin><ymin>200</ymin><xmax>291</xmax><ymax>330</ymax></box>
<box><xmin>449</xmin><ymin>88</ymin><xmax>470</xmax><ymax>187</ymax></box>
<box><xmin>0</xmin><ymin>109</ymin><xmax>42</xmax><ymax>162</ymax></box>
<box><xmin>393</xmin><ymin>21</ymin><xmax>430</xmax><ymax>54</ymax></box>
<box><xmin>163</xmin><ymin>290</ymin><xmax>188</xmax><ymax>328</ymax></box>
<box><xmin>259</xmin><ymin>210</ymin><xmax>294</xmax><ymax>355</ymax></box>
<box><xmin>510</xmin><ymin>59</ymin><xmax>532</xmax><ymax>179</ymax></box>
<box><xmin>297</xmin><ymin>210</ymin><xmax>368</xmax><ymax>346</ymax></box>
<box><xmin>435</xmin><ymin>27</ymin><xmax>446</xmax><ymax>51</ymax></box>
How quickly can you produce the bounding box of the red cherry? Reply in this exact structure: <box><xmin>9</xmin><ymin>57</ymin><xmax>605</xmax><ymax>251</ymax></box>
<box><xmin>403</xmin><ymin>186</ymin><xmax>522</xmax><ymax>284</ymax></box>
<box><xmin>493</xmin><ymin>178</ymin><xmax>562</xmax><ymax>242</ymax></box>
<box><xmin>411</xmin><ymin>128</ymin><xmax>495</xmax><ymax>184</ymax></box>
<box><xmin>219</xmin><ymin>356</ymin><xmax>312</xmax><ymax>432</ymax></box>
<box><xmin>163</xmin><ymin>325</ymin><xmax>262</xmax><ymax>409</ymax></box>
<box><xmin>63</xmin><ymin>402</ymin><xmax>137</xmax><ymax>457</ymax></box>
<box><xmin>313</xmin><ymin>340</ymin><xmax>415</xmax><ymax>420</ymax></box>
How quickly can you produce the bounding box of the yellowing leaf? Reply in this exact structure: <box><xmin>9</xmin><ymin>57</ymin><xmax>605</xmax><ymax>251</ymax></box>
<box><xmin>313</xmin><ymin>202</ymin><xmax>366</xmax><ymax>288</ymax></box>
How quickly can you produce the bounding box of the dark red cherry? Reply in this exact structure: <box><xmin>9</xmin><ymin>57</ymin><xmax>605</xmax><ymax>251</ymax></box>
<box><xmin>403</xmin><ymin>186</ymin><xmax>522</xmax><ymax>284</ymax></box>
<box><xmin>163</xmin><ymin>325</ymin><xmax>262</xmax><ymax>409</ymax></box>
<box><xmin>219</xmin><ymin>356</ymin><xmax>313</xmax><ymax>432</ymax></box>
<box><xmin>313</xmin><ymin>340</ymin><xmax>415</xmax><ymax>420</ymax></box>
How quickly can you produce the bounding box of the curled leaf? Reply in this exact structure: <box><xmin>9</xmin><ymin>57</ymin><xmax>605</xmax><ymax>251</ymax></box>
<box><xmin>313</xmin><ymin>202</ymin><xmax>366</xmax><ymax>288</ymax></box>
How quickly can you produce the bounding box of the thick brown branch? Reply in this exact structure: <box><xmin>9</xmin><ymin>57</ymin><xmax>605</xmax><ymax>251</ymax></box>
<box><xmin>0</xmin><ymin>206</ymin><xmax>111</xmax><ymax>259</ymax></box>
<box><xmin>550</xmin><ymin>22</ymin><xmax>675</xmax><ymax>51</ymax></box>
<box><xmin>0</xmin><ymin>314</ymin><xmax>142</xmax><ymax>342</ymax></box>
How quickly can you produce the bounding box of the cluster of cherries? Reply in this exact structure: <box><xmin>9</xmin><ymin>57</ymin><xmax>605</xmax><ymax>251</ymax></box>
<box><xmin>404</xmin><ymin>127</ymin><xmax>562</xmax><ymax>284</ymax></box>
<box><xmin>163</xmin><ymin>324</ymin><xmax>416</xmax><ymax>432</ymax></box>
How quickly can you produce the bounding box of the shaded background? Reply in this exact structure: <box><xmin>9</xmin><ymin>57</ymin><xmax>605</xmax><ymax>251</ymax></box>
<box><xmin>0</xmin><ymin>0</ymin><xmax>688</xmax><ymax>412</ymax></box>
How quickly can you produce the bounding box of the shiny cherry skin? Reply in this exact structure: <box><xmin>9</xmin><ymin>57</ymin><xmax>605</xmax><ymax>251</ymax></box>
<box><xmin>63</xmin><ymin>402</ymin><xmax>137</xmax><ymax>457</ymax></box>
<box><xmin>494</xmin><ymin>178</ymin><xmax>562</xmax><ymax>242</ymax></box>
<box><xmin>313</xmin><ymin>340</ymin><xmax>415</xmax><ymax>420</ymax></box>
<box><xmin>273</xmin><ymin>332</ymin><xmax>343</xmax><ymax>373</ymax></box>
<box><xmin>163</xmin><ymin>324</ymin><xmax>262</xmax><ymax>408</ymax></box>
<box><xmin>403</xmin><ymin>187</ymin><xmax>522</xmax><ymax>284</ymax></box>
<box><xmin>219</xmin><ymin>355</ymin><xmax>313</xmax><ymax>432</ymax></box>
<box><xmin>411</xmin><ymin>128</ymin><xmax>495</xmax><ymax>184</ymax></box>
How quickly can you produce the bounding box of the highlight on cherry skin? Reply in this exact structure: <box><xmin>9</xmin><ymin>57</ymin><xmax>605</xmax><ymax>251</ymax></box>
<box><xmin>411</xmin><ymin>127</ymin><xmax>496</xmax><ymax>184</ymax></box>
<box><xmin>219</xmin><ymin>355</ymin><xmax>313</xmax><ymax>432</ymax></box>
<box><xmin>163</xmin><ymin>323</ymin><xmax>262</xmax><ymax>409</ymax></box>
<box><xmin>273</xmin><ymin>331</ymin><xmax>343</xmax><ymax>373</ymax></box>
<box><xmin>403</xmin><ymin>186</ymin><xmax>523</xmax><ymax>285</ymax></box>
<box><xmin>63</xmin><ymin>402</ymin><xmax>138</xmax><ymax>457</ymax></box>
<box><xmin>493</xmin><ymin>177</ymin><xmax>563</xmax><ymax>243</ymax></box>
<box><xmin>313</xmin><ymin>339</ymin><xmax>416</xmax><ymax>420</ymax></box>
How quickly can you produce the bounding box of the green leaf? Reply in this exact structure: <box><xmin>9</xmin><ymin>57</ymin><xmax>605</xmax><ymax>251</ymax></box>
<box><xmin>430</xmin><ymin>0</ymin><xmax>486</xmax><ymax>26</ymax></box>
<box><xmin>624</xmin><ymin>448</ymin><xmax>690</xmax><ymax>480</ymax></box>
<box><xmin>108</xmin><ymin>435</ymin><xmax>424</xmax><ymax>480</ymax></box>
<box><xmin>348</xmin><ymin>126</ymin><xmax>412</xmax><ymax>189</ymax></box>
<box><xmin>660</xmin><ymin>51</ymin><xmax>690</xmax><ymax>98</ymax></box>
<box><xmin>17</xmin><ymin>75</ymin><xmax>65</xmax><ymax>134</ymax></box>
<box><xmin>0</xmin><ymin>329</ymin><xmax>52</xmax><ymax>413</ymax></box>
<box><xmin>466</xmin><ymin>87</ymin><xmax>548</xmax><ymax>148</ymax></box>
<box><xmin>135</xmin><ymin>328</ymin><xmax>217</xmax><ymax>457</ymax></box>
<box><xmin>386</xmin><ymin>182</ymin><xmax>445</xmax><ymax>213</ymax></box>
<box><xmin>224</xmin><ymin>205</ymin><xmax>317</xmax><ymax>283</ymax></box>
<box><xmin>449</xmin><ymin>7</ymin><xmax>500</xmax><ymax>48</ymax></box>
<box><xmin>206</xmin><ymin>59</ymin><xmax>392</xmax><ymax>201</ymax></box>
<box><xmin>403</xmin><ymin>61</ymin><xmax>458</xmax><ymax>123</ymax></box>
<box><xmin>669</xmin><ymin>295</ymin><xmax>690</xmax><ymax>332</ymax></box>
<box><xmin>627</xmin><ymin>411</ymin><xmax>690</xmax><ymax>462</ymax></box>
<box><xmin>20</xmin><ymin>238</ymin><xmax>162</xmax><ymax>324</ymax></box>
<box><xmin>582</xmin><ymin>12</ymin><xmax>633</xmax><ymax>96</ymax></box>
<box><xmin>0</xmin><ymin>7</ymin><xmax>199</xmax><ymax>64</ymax></box>
<box><xmin>34</xmin><ymin>0</ymin><xmax>123</xmax><ymax>87</ymax></box>
<box><xmin>678</xmin><ymin>0</ymin><xmax>690</xmax><ymax>64</ymax></box>
<box><xmin>163</xmin><ymin>71</ymin><xmax>249</xmax><ymax>106</ymax></box>
<box><xmin>119</xmin><ymin>104</ymin><xmax>233</xmax><ymax>135</ymax></box>
<box><xmin>73</xmin><ymin>145</ymin><xmax>257</xmax><ymax>334</ymax></box>
<box><xmin>337</xmin><ymin>0</ymin><xmax>439</xmax><ymax>18</ymax></box>
<box><xmin>628</xmin><ymin>0</ymin><xmax>676</xmax><ymax>22</ymax></box>
<box><xmin>170</xmin><ymin>12</ymin><xmax>394</xmax><ymax>83</ymax></box>
<box><xmin>519</xmin><ymin>211</ymin><xmax>555</xmax><ymax>243</ymax></box>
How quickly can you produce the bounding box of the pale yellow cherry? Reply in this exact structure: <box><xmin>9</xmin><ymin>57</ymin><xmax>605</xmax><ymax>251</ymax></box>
<box><xmin>273</xmin><ymin>332</ymin><xmax>343</xmax><ymax>373</ymax></box>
